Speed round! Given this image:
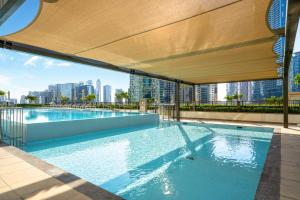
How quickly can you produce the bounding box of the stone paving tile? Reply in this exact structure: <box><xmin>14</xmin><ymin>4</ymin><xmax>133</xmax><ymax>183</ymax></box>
<box><xmin>24</xmin><ymin>183</ymin><xmax>91</xmax><ymax>200</ymax></box>
<box><xmin>0</xmin><ymin>156</ymin><xmax>23</xmax><ymax>167</ymax></box>
<box><xmin>0</xmin><ymin>161</ymin><xmax>34</xmax><ymax>175</ymax></box>
<box><xmin>0</xmin><ymin>143</ymin><xmax>123</xmax><ymax>200</ymax></box>
<box><xmin>14</xmin><ymin>177</ymin><xmax>63</xmax><ymax>197</ymax></box>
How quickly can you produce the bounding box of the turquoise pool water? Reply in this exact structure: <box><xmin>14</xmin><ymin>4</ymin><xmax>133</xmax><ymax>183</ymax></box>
<box><xmin>23</xmin><ymin>109</ymin><xmax>142</xmax><ymax>123</ymax></box>
<box><xmin>25</xmin><ymin>122</ymin><xmax>273</xmax><ymax>200</ymax></box>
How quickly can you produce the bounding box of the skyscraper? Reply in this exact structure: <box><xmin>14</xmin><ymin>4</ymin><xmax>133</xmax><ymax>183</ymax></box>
<box><xmin>158</xmin><ymin>80</ymin><xmax>175</xmax><ymax>104</ymax></box>
<box><xmin>103</xmin><ymin>85</ymin><xmax>112</xmax><ymax>103</ymax></box>
<box><xmin>96</xmin><ymin>79</ymin><xmax>101</xmax><ymax>102</ymax></box>
<box><xmin>227</xmin><ymin>82</ymin><xmax>252</xmax><ymax>101</ymax></box>
<box><xmin>20</xmin><ymin>95</ymin><xmax>26</xmax><ymax>104</ymax></box>
<box><xmin>86</xmin><ymin>80</ymin><xmax>93</xmax><ymax>86</ymax></box>
<box><xmin>128</xmin><ymin>74</ymin><xmax>159</xmax><ymax>103</ymax></box>
<box><xmin>252</xmin><ymin>80</ymin><xmax>283</xmax><ymax>101</ymax></box>
<box><xmin>77</xmin><ymin>85</ymin><xmax>95</xmax><ymax>102</ymax></box>
<box><xmin>180</xmin><ymin>85</ymin><xmax>192</xmax><ymax>103</ymax></box>
<box><xmin>59</xmin><ymin>83</ymin><xmax>76</xmax><ymax>103</ymax></box>
<box><xmin>289</xmin><ymin>52</ymin><xmax>300</xmax><ymax>92</ymax></box>
<box><xmin>195</xmin><ymin>84</ymin><xmax>217</xmax><ymax>103</ymax></box>
<box><xmin>28</xmin><ymin>90</ymin><xmax>52</xmax><ymax>104</ymax></box>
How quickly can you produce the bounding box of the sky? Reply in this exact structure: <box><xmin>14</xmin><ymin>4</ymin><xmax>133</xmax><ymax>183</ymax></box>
<box><xmin>0</xmin><ymin>49</ymin><xmax>129</xmax><ymax>100</ymax></box>
<box><xmin>0</xmin><ymin>1</ymin><xmax>300</xmax><ymax>101</ymax></box>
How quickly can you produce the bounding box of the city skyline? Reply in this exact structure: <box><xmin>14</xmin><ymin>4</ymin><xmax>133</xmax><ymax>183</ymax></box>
<box><xmin>0</xmin><ymin>48</ymin><xmax>129</xmax><ymax>101</ymax></box>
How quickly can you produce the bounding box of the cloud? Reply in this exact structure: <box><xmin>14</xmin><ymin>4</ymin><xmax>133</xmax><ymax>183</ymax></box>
<box><xmin>24</xmin><ymin>56</ymin><xmax>40</xmax><ymax>66</ymax></box>
<box><xmin>0</xmin><ymin>74</ymin><xmax>12</xmax><ymax>86</ymax></box>
<box><xmin>24</xmin><ymin>55</ymin><xmax>72</xmax><ymax>69</ymax></box>
<box><xmin>57</xmin><ymin>62</ymin><xmax>71</xmax><ymax>67</ymax></box>
<box><xmin>44</xmin><ymin>60</ymin><xmax>55</xmax><ymax>69</ymax></box>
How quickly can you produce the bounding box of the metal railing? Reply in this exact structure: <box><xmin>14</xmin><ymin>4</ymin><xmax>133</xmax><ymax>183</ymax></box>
<box><xmin>0</xmin><ymin>107</ymin><xmax>26</xmax><ymax>148</ymax></box>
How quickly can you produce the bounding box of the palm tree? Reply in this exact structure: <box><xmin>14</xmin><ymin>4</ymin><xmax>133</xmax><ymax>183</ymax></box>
<box><xmin>294</xmin><ymin>73</ymin><xmax>300</xmax><ymax>85</ymax></box>
<box><xmin>0</xmin><ymin>90</ymin><xmax>5</xmax><ymax>97</ymax></box>
<box><xmin>25</xmin><ymin>95</ymin><xmax>37</xmax><ymax>104</ymax></box>
<box><xmin>232</xmin><ymin>93</ymin><xmax>243</xmax><ymax>101</ymax></box>
<box><xmin>61</xmin><ymin>96</ymin><xmax>69</xmax><ymax>105</ymax></box>
<box><xmin>265</xmin><ymin>96</ymin><xmax>277</xmax><ymax>105</ymax></box>
<box><xmin>121</xmin><ymin>92</ymin><xmax>129</xmax><ymax>103</ymax></box>
<box><xmin>232</xmin><ymin>93</ymin><xmax>243</xmax><ymax>107</ymax></box>
<box><xmin>115</xmin><ymin>92</ymin><xmax>123</xmax><ymax>104</ymax></box>
<box><xmin>86</xmin><ymin>94</ymin><xmax>96</xmax><ymax>103</ymax></box>
<box><xmin>224</xmin><ymin>95</ymin><xmax>233</xmax><ymax>105</ymax></box>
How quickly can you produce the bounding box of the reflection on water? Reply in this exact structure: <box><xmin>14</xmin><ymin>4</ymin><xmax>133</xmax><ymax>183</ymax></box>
<box><xmin>23</xmin><ymin>108</ymin><xmax>141</xmax><ymax>123</ymax></box>
<box><xmin>26</xmin><ymin>122</ymin><xmax>273</xmax><ymax>200</ymax></box>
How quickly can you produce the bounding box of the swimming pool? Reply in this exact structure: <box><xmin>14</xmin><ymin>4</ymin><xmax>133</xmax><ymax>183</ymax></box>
<box><xmin>25</xmin><ymin>121</ymin><xmax>273</xmax><ymax>200</ymax></box>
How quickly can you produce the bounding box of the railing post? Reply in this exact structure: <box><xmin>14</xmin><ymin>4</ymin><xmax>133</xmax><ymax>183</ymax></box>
<box><xmin>175</xmin><ymin>81</ymin><xmax>180</xmax><ymax>121</ymax></box>
<box><xmin>192</xmin><ymin>85</ymin><xmax>196</xmax><ymax>111</ymax></box>
<box><xmin>283</xmin><ymin>50</ymin><xmax>291</xmax><ymax>128</ymax></box>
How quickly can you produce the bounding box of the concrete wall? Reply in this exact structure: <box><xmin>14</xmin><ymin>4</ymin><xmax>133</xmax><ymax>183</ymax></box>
<box><xmin>26</xmin><ymin>114</ymin><xmax>159</xmax><ymax>142</ymax></box>
<box><xmin>181</xmin><ymin>111</ymin><xmax>300</xmax><ymax>124</ymax></box>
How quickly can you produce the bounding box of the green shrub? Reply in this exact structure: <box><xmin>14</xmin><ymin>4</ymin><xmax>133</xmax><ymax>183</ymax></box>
<box><xmin>181</xmin><ymin>104</ymin><xmax>300</xmax><ymax>113</ymax></box>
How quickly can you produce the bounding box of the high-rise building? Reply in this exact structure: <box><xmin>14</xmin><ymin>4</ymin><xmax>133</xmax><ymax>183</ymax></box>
<box><xmin>289</xmin><ymin>52</ymin><xmax>300</xmax><ymax>92</ymax></box>
<box><xmin>226</xmin><ymin>82</ymin><xmax>252</xmax><ymax>101</ymax></box>
<box><xmin>78</xmin><ymin>81</ymin><xmax>84</xmax><ymax>86</ymax></box>
<box><xmin>158</xmin><ymin>80</ymin><xmax>175</xmax><ymax>104</ymax></box>
<box><xmin>268</xmin><ymin>0</ymin><xmax>286</xmax><ymax>30</ymax></box>
<box><xmin>77</xmin><ymin>85</ymin><xmax>95</xmax><ymax>102</ymax></box>
<box><xmin>20</xmin><ymin>95</ymin><xmax>26</xmax><ymax>104</ymax></box>
<box><xmin>180</xmin><ymin>86</ymin><xmax>192</xmax><ymax>103</ymax></box>
<box><xmin>86</xmin><ymin>80</ymin><xmax>93</xmax><ymax>86</ymax></box>
<box><xmin>48</xmin><ymin>84</ymin><xmax>59</xmax><ymax>103</ymax></box>
<box><xmin>59</xmin><ymin>83</ymin><xmax>76</xmax><ymax>103</ymax></box>
<box><xmin>96</xmin><ymin>79</ymin><xmax>101</xmax><ymax>102</ymax></box>
<box><xmin>128</xmin><ymin>74</ymin><xmax>159</xmax><ymax>103</ymax></box>
<box><xmin>195</xmin><ymin>84</ymin><xmax>217</xmax><ymax>103</ymax></box>
<box><xmin>252</xmin><ymin>79</ymin><xmax>283</xmax><ymax>101</ymax></box>
<box><xmin>7</xmin><ymin>91</ymin><xmax>10</xmax><ymax>100</ymax></box>
<box><xmin>103</xmin><ymin>85</ymin><xmax>112</xmax><ymax>103</ymax></box>
<box><xmin>28</xmin><ymin>90</ymin><xmax>52</xmax><ymax>104</ymax></box>
<box><xmin>0</xmin><ymin>93</ymin><xmax>5</xmax><ymax>102</ymax></box>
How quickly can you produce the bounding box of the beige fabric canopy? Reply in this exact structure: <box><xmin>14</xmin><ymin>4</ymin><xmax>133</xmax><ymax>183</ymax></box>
<box><xmin>1</xmin><ymin>0</ymin><xmax>279</xmax><ymax>84</ymax></box>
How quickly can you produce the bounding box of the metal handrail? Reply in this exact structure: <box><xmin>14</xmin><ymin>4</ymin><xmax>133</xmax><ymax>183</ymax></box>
<box><xmin>0</xmin><ymin>107</ymin><xmax>25</xmax><ymax>148</ymax></box>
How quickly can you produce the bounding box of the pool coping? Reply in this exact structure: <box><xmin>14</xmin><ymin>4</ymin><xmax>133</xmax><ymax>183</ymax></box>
<box><xmin>0</xmin><ymin>142</ymin><xmax>124</xmax><ymax>200</ymax></box>
<box><xmin>255</xmin><ymin>130</ymin><xmax>281</xmax><ymax>200</ymax></box>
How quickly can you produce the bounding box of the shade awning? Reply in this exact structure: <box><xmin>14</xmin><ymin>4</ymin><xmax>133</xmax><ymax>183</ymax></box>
<box><xmin>0</xmin><ymin>0</ymin><xmax>279</xmax><ymax>84</ymax></box>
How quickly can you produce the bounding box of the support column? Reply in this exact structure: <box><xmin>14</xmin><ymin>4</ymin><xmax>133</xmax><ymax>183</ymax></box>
<box><xmin>175</xmin><ymin>81</ymin><xmax>180</xmax><ymax>121</ymax></box>
<box><xmin>283</xmin><ymin>51</ymin><xmax>291</xmax><ymax>128</ymax></box>
<box><xmin>192</xmin><ymin>85</ymin><xmax>196</xmax><ymax>111</ymax></box>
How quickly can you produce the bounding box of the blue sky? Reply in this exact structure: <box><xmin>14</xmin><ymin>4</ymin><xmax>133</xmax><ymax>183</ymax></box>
<box><xmin>0</xmin><ymin>1</ymin><xmax>300</xmax><ymax>101</ymax></box>
<box><xmin>0</xmin><ymin>49</ymin><xmax>129</xmax><ymax>100</ymax></box>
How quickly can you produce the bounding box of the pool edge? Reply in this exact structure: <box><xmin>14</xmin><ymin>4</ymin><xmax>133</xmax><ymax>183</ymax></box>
<box><xmin>255</xmin><ymin>128</ymin><xmax>281</xmax><ymax>200</ymax></box>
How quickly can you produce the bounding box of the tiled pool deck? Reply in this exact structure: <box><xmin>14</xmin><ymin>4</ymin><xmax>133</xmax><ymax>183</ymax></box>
<box><xmin>0</xmin><ymin>120</ymin><xmax>299</xmax><ymax>200</ymax></box>
<box><xmin>0</xmin><ymin>143</ymin><xmax>123</xmax><ymax>200</ymax></box>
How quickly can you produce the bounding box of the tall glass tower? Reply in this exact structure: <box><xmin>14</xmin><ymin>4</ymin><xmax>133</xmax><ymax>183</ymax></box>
<box><xmin>289</xmin><ymin>52</ymin><xmax>300</xmax><ymax>92</ymax></box>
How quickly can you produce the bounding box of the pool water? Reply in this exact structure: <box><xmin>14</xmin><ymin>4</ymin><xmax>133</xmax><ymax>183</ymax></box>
<box><xmin>25</xmin><ymin>122</ymin><xmax>273</xmax><ymax>200</ymax></box>
<box><xmin>23</xmin><ymin>109</ymin><xmax>142</xmax><ymax>123</ymax></box>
